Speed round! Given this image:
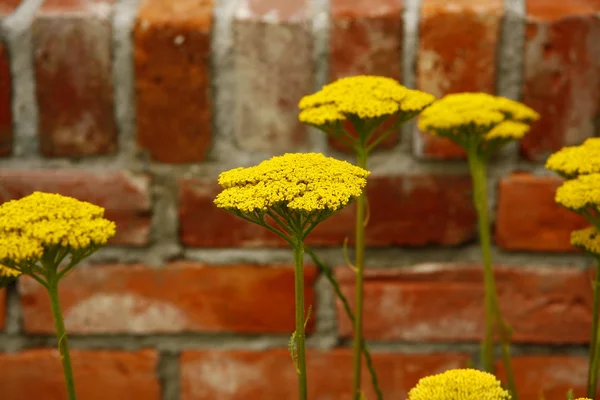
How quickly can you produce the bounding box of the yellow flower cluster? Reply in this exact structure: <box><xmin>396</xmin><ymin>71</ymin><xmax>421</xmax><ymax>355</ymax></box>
<box><xmin>555</xmin><ymin>174</ymin><xmax>600</xmax><ymax>211</ymax></box>
<box><xmin>546</xmin><ymin>138</ymin><xmax>600</xmax><ymax>179</ymax></box>
<box><xmin>0</xmin><ymin>192</ymin><xmax>116</xmax><ymax>264</ymax></box>
<box><xmin>408</xmin><ymin>369</ymin><xmax>511</xmax><ymax>400</ymax></box>
<box><xmin>418</xmin><ymin>92</ymin><xmax>539</xmax><ymax>144</ymax></box>
<box><xmin>0</xmin><ymin>264</ymin><xmax>21</xmax><ymax>287</ymax></box>
<box><xmin>215</xmin><ymin>153</ymin><xmax>369</xmax><ymax>213</ymax></box>
<box><xmin>298</xmin><ymin>75</ymin><xmax>435</xmax><ymax>125</ymax></box>
<box><xmin>571</xmin><ymin>227</ymin><xmax>600</xmax><ymax>254</ymax></box>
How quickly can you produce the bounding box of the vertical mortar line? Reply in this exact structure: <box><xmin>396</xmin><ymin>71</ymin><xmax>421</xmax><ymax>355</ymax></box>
<box><xmin>4</xmin><ymin>281</ymin><xmax>23</xmax><ymax>336</ymax></box>
<box><xmin>2</xmin><ymin>0</ymin><xmax>44</xmax><ymax>158</ymax></box>
<box><xmin>402</xmin><ymin>0</ymin><xmax>421</xmax><ymax>152</ymax></box>
<box><xmin>210</xmin><ymin>0</ymin><xmax>241</xmax><ymax>161</ymax></box>
<box><xmin>307</xmin><ymin>0</ymin><xmax>329</xmax><ymax>154</ymax></box>
<box><xmin>158</xmin><ymin>351</ymin><xmax>181</xmax><ymax>400</ymax></box>
<box><xmin>112</xmin><ymin>0</ymin><xmax>141</xmax><ymax>165</ymax></box>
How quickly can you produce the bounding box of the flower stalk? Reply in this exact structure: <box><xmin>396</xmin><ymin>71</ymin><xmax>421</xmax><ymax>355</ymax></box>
<box><xmin>588</xmin><ymin>257</ymin><xmax>600</xmax><ymax>398</ymax></box>
<box><xmin>293</xmin><ymin>239</ymin><xmax>308</xmax><ymax>400</ymax></box>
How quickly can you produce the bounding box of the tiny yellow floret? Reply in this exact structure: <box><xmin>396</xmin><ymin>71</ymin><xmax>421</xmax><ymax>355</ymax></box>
<box><xmin>555</xmin><ymin>174</ymin><xmax>600</xmax><ymax>211</ymax></box>
<box><xmin>485</xmin><ymin>121</ymin><xmax>531</xmax><ymax>141</ymax></box>
<box><xmin>0</xmin><ymin>264</ymin><xmax>20</xmax><ymax>287</ymax></box>
<box><xmin>215</xmin><ymin>153</ymin><xmax>369</xmax><ymax>213</ymax></box>
<box><xmin>408</xmin><ymin>368</ymin><xmax>511</xmax><ymax>400</ymax></box>
<box><xmin>571</xmin><ymin>227</ymin><xmax>600</xmax><ymax>255</ymax></box>
<box><xmin>546</xmin><ymin>138</ymin><xmax>600</xmax><ymax>179</ymax></box>
<box><xmin>298</xmin><ymin>75</ymin><xmax>434</xmax><ymax>126</ymax></box>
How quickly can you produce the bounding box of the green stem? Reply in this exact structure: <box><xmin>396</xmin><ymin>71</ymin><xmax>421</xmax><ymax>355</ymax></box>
<box><xmin>467</xmin><ymin>150</ymin><xmax>518</xmax><ymax>399</ymax></box>
<box><xmin>587</xmin><ymin>257</ymin><xmax>600</xmax><ymax>398</ymax></box>
<box><xmin>293</xmin><ymin>241</ymin><xmax>308</xmax><ymax>400</ymax></box>
<box><xmin>47</xmin><ymin>275</ymin><xmax>77</xmax><ymax>400</ymax></box>
<box><xmin>352</xmin><ymin>149</ymin><xmax>368</xmax><ymax>400</ymax></box>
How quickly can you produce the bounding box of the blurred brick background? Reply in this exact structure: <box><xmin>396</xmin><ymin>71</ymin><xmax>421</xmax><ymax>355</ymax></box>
<box><xmin>0</xmin><ymin>0</ymin><xmax>599</xmax><ymax>399</ymax></box>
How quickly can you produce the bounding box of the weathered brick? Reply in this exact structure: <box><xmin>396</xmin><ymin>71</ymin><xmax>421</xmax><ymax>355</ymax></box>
<box><xmin>181</xmin><ymin>349</ymin><xmax>468</xmax><ymax>399</ymax></box>
<box><xmin>0</xmin><ymin>349</ymin><xmax>160</xmax><ymax>400</ymax></box>
<box><xmin>134</xmin><ymin>0</ymin><xmax>213</xmax><ymax>163</ymax></box>
<box><xmin>496</xmin><ymin>356</ymin><xmax>593</xmax><ymax>400</ymax></box>
<box><xmin>328</xmin><ymin>0</ymin><xmax>403</xmax><ymax>152</ymax></box>
<box><xmin>0</xmin><ymin>0</ymin><xmax>23</xmax><ymax>14</ymax></box>
<box><xmin>19</xmin><ymin>262</ymin><xmax>318</xmax><ymax>334</ymax></box>
<box><xmin>0</xmin><ymin>288</ymin><xmax>5</xmax><ymax>331</ymax></box>
<box><xmin>179</xmin><ymin>174</ymin><xmax>476</xmax><ymax>247</ymax></box>
<box><xmin>232</xmin><ymin>0</ymin><xmax>313</xmax><ymax>153</ymax></box>
<box><xmin>336</xmin><ymin>264</ymin><xmax>592</xmax><ymax>343</ymax></box>
<box><xmin>495</xmin><ymin>173</ymin><xmax>587</xmax><ymax>252</ymax></box>
<box><xmin>33</xmin><ymin>2</ymin><xmax>116</xmax><ymax>157</ymax></box>
<box><xmin>0</xmin><ymin>41</ymin><xmax>10</xmax><ymax>157</ymax></box>
<box><xmin>520</xmin><ymin>1</ymin><xmax>600</xmax><ymax>160</ymax></box>
<box><xmin>0</xmin><ymin>169</ymin><xmax>151</xmax><ymax>246</ymax></box>
<box><xmin>415</xmin><ymin>0</ymin><xmax>502</xmax><ymax>159</ymax></box>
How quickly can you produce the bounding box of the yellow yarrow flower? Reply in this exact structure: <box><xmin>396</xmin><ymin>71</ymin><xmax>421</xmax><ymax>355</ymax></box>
<box><xmin>571</xmin><ymin>227</ymin><xmax>600</xmax><ymax>255</ymax></box>
<box><xmin>0</xmin><ymin>264</ymin><xmax>21</xmax><ymax>287</ymax></box>
<box><xmin>215</xmin><ymin>153</ymin><xmax>369</xmax><ymax>213</ymax></box>
<box><xmin>555</xmin><ymin>174</ymin><xmax>600</xmax><ymax>211</ymax></box>
<box><xmin>408</xmin><ymin>368</ymin><xmax>511</xmax><ymax>400</ymax></box>
<box><xmin>0</xmin><ymin>192</ymin><xmax>116</xmax><ymax>265</ymax></box>
<box><xmin>546</xmin><ymin>138</ymin><xmax>600</xmax><ymax>179</ymax></box>
<box><xmin>485</xmin><ymin>120</ymin><xmax>532</xmax><ymax>141</ymax></box>
<box><xmin>298</xmin><ymin>75</ymin><xmax>435</xmax><ymax>125</ymax></box>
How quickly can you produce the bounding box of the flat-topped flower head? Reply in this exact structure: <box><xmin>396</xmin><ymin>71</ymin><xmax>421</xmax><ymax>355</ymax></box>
<box><xmin>215</xmin><ymin>153</ymin><xmax>369</xmax><ymax>214</ymax></box>
<box><xmin>571</xmin><ymin>226</ymin><xmax>600</xmax><ymax>255</ymax></box>
<box><xmin>418</xmin><ymin>92</ymin><xmax>539</xmax><ymax>150</ymax></box>
<box><xmin>298</xmin><ymin>75</ymin><xmax>435</xmax><ymax>126</ymax></box>
<box><xmin>546</xmin><ymin>138</ymin><xmax>600</xmax><ymax>179</ymax></box>
<box><xmin>0</xmin><ymin>264</ymin><xmax>21</xmax><ymax>287</ymax></box>
<box><xmin>555</xmin><ymin>174</ymin><xmax>600</xmax><ymax>212</ymax></box>
<box><xmin>408</xmin><ymin>368</ymin><xmax>511</xmax><ymax>400</ymax></box>
<box><xmin>0</xmin><ymin>192</ymin><xmax>116</xmax><ymax>266</ymax></box>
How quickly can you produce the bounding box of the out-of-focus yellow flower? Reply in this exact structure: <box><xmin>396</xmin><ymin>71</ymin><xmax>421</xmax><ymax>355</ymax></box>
<box><xmin>555</xmin><ymin>174</ymin><xmax>600</xmax><ymax>211</ymax></box>
<box><xmin>215</xmin><ymin>153</ymin><xmax>369</xmax><ymax>213</ymax></box>
<box><xmin>0</xmin><ymin>192</ymin><xmax>116</xmax><ymax>265</ymax></box>
<box><xmin>0</xmin><ymin>264</ymin><xmax>21</xmax><ymax>287</ymax></box>
<box><xmin>298</xmin><ymin>75</ymin><xmax>435</xmax><ymax>126</ymax></box>
<box><xmin>408</xmin><ymin>368</ymin><xmax>511</xmax><ymax>400</ymax></box>
<box><xmin>546</xmin><ymin>138</ymin><xmax>600</xmax><ymax>179</ymax></box>
<box><xmin>571</xmin><ymin>227</ymin><xmax>600</xmax><ymax>255</ymax></box>
<box><xmin>418</xmin><ymin>92</ymin><xmax>539</xmax><ymax>148</ymax></box>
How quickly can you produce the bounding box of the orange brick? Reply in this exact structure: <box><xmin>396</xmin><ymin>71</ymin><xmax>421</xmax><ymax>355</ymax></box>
<box><xmin>134</xmin><ymin>0</ymin><xmax>213</xmax><ymax>163</ymax></box>
<box><xmin>336</xmin><ymin>264</ymin><xmax>592</xmax><ymax>343</ymax></box>
<box><xmin>0</xmin><ymin>349</ymin><xmax>160</xmax><ymax>400</ymax></box>
<box><xmin>0</xmin><ymin>42</ymin><xmax>10</xmax><ymax>157</ymax></box>
<box><xmin>181</xmin><ymin>348</ymin><xmax>469</xmax><ymax>399</ymax></box>
<box><xmin>19</xmin><ymin>262</ymin><xmax>318</xmax><ymax>334</ymax></box>
<box><xmin>495</xmin><ymin>173</ymin><xmax>587</xmax><ymax>252</ymax></box>
<box><xmin>0</xmin><ymin>169</ymin><xmax>152</xmax><ymax>246</ymax></box>
<box><xmin>416</xmin><ymin>0</ymin><xmax>502</xmax><ymax>159</ymax></box>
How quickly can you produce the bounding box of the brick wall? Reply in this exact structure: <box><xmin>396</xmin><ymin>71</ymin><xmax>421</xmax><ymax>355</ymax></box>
<box><xmin>0</xmin><ymin>0</ymin><xmax>599</xmax><ymax>399</ymax></box>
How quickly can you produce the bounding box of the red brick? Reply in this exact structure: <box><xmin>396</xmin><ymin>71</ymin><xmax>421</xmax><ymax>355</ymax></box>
<box><xmin>496</xmin><ymin>356</ymin><xmax>595</xmax><ymax>400</ymax></box>
<box><xmin>232</xmin><ymin>0</ymin><xmax>313</xmax><ymax>153</ymax></box>
<box><xmin>336</xmin><ymin>264</ymin><xmax>592</xmax><ymax>343</ymax></box>
<box><xmin>134</xmin><ymin>0</ymin><xmax>212</xmax><ymax>163</ymax></box>
<box><xmin>328</xmin><ymin>0</ymin><xmax>403</xmax><ymax>152</ymax></box>
<box><xmin>19</xmin><ymin>262</ymin><xmax>318</xmax><ymax>334</ymax></box>
<box><xmin>0</xmin><ymin>42</ymin><xmax>10</xmax><ymax>157</ymax></box>
<box><xmin>0</xmin><ymin>0</ymin><xmax>22</xmax><ymax>14</ymax></box>
<box><xmin>520</xmin><ymin>2</ymin><xmax>600</xmax><ymax>160</ymax></box>
<box><xmin>180</xmin><ymin>174</ymin><xmax>476</xmax><ymax>247</ymax></box>
<box><xmin>495</xmin><ymin>173</ymin><xmax>587</xmax><ymax>252</ymax></box>
<box><xmin>0</xmin><ymin>288</ymin><xmax>5</xmax><ymax>331</ymax></box>
<box><xmin>33</xmin><ymin>3</ymin><xmax>116</xmax><ymax>157</ymax></box>
<box><xmin>0</xmin><ymin>349</ymin><xmax>160</xmax><ymax>400</ymax></box>
<box><xmin>181</xmin><ymin>348</ymin><xmax>469</xmax><ymax>399</ymax></box>
<box><xmin>415</xmin><ymin>0</ymin><xmax>502</xmax><ymax>159</ymax></box>
<box><xmin>0</xmin><ymin>169</ymin><xmax>151</xmax><ymax>246</ymax></box>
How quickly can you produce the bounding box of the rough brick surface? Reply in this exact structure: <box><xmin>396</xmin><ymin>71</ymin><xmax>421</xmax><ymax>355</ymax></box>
<box><xmin>179</xmin><ymin>174</ymin><xmax>476</xmax><ymax>247</ymax></box>
<box><xmin>0</xmin><ymin>0</ymin><xmax>23</xmax><ymax>14</ymax></box>
<box><xmin>232</xmin><ymin>0</ymin><xmax>313</xmax><ymax>153</ymax></box>
<box><xmin>415</xmin><ymin>0</ymin><xmax>502</xmax><ymax>159</ymax></box>
<box><xmin>0</xmin><ymin>288</ymin><xmax>5</xmax><ymax>331</ymax></box>
<box><xmin>33</xmin><ymin>5</ymin><xmax>116</xmax><ymax>157</ymax></box>
<box><xmin>134</xmin><ymin>0</ymin><xmax>212</xmax><ymax>163</ymax></box>
<box><xmin>0</xmin><ymin>169</ymin><xmax>151</xmax><ymax>246</ymax></box>
<box><xmin>19</xmin><ymin>263</ymin><xmax>318</xmax><ymax>334</ymax></box>
<box><xmin>0</xmin><ymin>42</ymin><xmax>11</xmax><ymax>157</ymax></box>
<box><xmin>496</xmin><ymin>356</ymin><xmax>594</xmax><ymax>400</ymax></box>
<box><xmin>0</xmin><ymin>349</ymin><xmax>160</xmax><ymax>400</ymax></box>
<box><xmin>336</xmin><ymin>264</ymin><xmax>592</xmax><ymax>343</ymax></box>
<box><xmin>181</xmin><ymin>349</ymin><xmax>468</xmax><ymax>399</ymax></box>
<box><xmin>520</xmin><ymin>1</ymin><xmax>600</xmax><ymax>160</ymax></box>
<box><xmin>495</xmin><ymin>173</ymin><xmax>587</xmax><ymax>252</ymax></box>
